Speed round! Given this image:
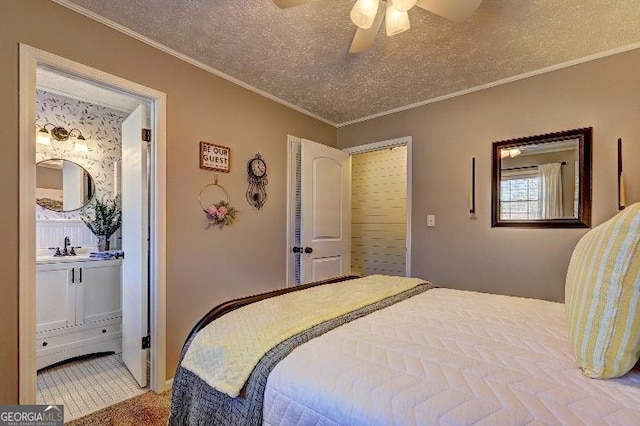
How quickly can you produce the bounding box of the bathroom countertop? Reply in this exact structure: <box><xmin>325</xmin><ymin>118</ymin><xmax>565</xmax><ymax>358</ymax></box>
<box><xmin>36</xmin><ymin>255</ymin><xmax>122</xmax><ymax>264</ymax></box>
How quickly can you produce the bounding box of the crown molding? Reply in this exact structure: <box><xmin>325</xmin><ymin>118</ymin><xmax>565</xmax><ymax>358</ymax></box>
<box><xmin>336</xmin><ymin>42</ymin><xmax>640</xmax><ymax>127</ymax></box>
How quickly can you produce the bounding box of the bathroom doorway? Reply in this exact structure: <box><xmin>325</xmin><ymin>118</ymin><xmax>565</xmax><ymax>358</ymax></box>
<box><xmin>33</xmin><ymin>74</ymin><xmax>149</xmax><ymax>420</ymax></box>
<box><xmin>19</xmin><ymin>45</ymin><xmax>167</xmax><ymax>418</ymax></box>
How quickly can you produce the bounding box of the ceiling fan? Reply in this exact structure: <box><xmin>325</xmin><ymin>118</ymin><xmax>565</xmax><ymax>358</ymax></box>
<box><xmin>273</xmin><ymin>0</ymin><xmax>483</xmax><ymax>53</ymax></box>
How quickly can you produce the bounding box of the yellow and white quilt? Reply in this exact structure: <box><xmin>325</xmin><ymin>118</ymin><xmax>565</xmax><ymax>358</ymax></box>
<box><xmin>181</xmin><ymin>275</ymin><xmax>426</xmax><ymax>397</ymax></box>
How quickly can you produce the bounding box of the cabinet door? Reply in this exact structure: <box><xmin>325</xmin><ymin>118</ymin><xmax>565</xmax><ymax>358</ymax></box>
<box><xmin>76</xmin><ymin>260</ymin><xmax>122</xmax><ymax>326</ymax></box>
<box><xmin>36</xmin><ymin>263</ymin><xmax>75</xmax><ymax>333</ymax></box>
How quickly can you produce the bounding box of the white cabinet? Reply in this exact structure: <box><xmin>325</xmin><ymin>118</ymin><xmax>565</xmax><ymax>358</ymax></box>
<box><xmin>36</xmin><ymin>258</ymin><xmax>122</xmax><ymax>370</ymax></box>
<box><xmin>35</xmin><ymin>263</ymin><xmax>76</xmax><ymax>333</ymax></box>
<box><xmin>76</xmin><ymin>261</ymin><xmax>122</xmax><ymax>326</ymax></box>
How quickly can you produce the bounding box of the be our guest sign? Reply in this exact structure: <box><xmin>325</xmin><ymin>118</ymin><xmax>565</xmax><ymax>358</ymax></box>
<box><xmin>200</xmin><ymin>141</ymin><xmax>231</xmax><ymax>172</ymax></box>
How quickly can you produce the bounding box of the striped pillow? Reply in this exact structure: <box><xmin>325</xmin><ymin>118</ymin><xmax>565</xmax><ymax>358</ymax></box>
<box><xmin>565</xmin><ymin>202</ymin><xmax>640</xmax><ymax>378</ymax></box>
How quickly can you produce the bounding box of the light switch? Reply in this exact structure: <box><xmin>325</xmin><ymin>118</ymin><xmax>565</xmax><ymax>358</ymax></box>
<box><xmin>427</xmin><ymin>214</ymin><xmax>435</xmax><ymax>227</ymax></box>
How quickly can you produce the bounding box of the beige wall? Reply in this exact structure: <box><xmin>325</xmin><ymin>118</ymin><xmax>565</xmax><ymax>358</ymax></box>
<box><xmin>0</xmin><ymin>0</ymin><xmax>335</xmax><ymax>403</ymax></box>
<box><xmin>338</xmin><ymin>49</ymin><xmax>640</xmax><ymax>304</ymax></box>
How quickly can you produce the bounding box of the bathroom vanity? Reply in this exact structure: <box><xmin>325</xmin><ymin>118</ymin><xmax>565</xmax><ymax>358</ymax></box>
<box><xmin>36</xmin><ymin>256</ymin><xmax>122</xmax><ymax>370</ymax></box>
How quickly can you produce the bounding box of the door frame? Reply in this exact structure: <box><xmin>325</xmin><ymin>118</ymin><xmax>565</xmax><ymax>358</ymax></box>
<box><xmin>343</xmin><ymin>136</ymin><xmax>412</xmax><ymax>276</ymax></box>
<box><xmin>18</xmin><ymin>44</ymin><xmax>168</xmax><ymax>402</ymax></box>
<box><xmin>285</xmin><ymin>135</ymin><xmax>301</xmax><ymax>287</ymax></box>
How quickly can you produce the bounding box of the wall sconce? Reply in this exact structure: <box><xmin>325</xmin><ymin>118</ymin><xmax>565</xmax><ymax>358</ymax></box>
<box><xmin>618</xmin><ymin>138</ymin><xmax>626</xmax><ymax>210</ymax></box>
<box><xmin>37</xmin><ymin>123</ymin><xmax>89</xmax><ymax>152</ymax></box>
<box><xmin>469</xmin><ymin>157</ymin><xmax>476</xmax><ymax>215</ymax></box>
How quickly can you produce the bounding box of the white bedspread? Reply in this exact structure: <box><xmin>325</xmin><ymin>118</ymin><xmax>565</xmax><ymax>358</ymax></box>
<box><xmin>263</xmin><ymin>288</ymin><xmax>640</xmax><ymax>425</ymax></box>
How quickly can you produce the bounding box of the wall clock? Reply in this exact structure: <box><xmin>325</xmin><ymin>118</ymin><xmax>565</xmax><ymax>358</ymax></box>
<box><xmin>246</xmin><ymin>153</ymin><xmax>268</xmax><ymax>209</ymax></box>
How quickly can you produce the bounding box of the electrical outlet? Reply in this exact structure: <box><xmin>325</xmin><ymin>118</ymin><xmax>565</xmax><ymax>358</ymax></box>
<box><xmin>427</xmin><ymin>214</ymin><xmax>435</xmax><ymax>227</ymax></box>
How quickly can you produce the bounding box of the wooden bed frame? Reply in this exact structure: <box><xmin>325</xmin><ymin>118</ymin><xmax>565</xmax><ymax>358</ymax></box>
<box><xmin>183</xmin><ymin>275</ymin><xmax>360</xmax><ymax>345</ymax></box>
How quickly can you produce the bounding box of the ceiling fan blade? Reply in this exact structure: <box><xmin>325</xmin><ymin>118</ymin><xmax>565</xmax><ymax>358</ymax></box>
<box><xmin>273</xmin><ymin>0</ymin><xmax>314</xmax><ymax>9</ymax></box>
<box><xmin>349</xmin><ymin>11</ymin><xmax>384</xmax><ymax>53</ymax></box>
<box><xmin>415</xmin><ymin>0</ymin><xmax>483</xmax><ymax>23</ymax></box>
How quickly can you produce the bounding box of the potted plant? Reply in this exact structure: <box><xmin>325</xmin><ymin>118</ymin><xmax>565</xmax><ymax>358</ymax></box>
<box><xmin>82</xmin><ymin>196</ymin><xmax>122</xmax><ymax>251</ymax></box>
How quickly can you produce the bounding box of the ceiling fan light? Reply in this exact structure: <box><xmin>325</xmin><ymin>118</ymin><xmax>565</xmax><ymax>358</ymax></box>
<box><xmin>385</xmin><ymin>4</ymin><xmax>410</xmax><ymax>36</ymax></box>
<box><xmin>350</xmin><ymin>0</ymin><xmax>379</xmax><ymax>29</ymax></box>
<box><xmin>391</xmin><ymin>0</ymin><xmax>418</xmax><ymax>12</ymax></box>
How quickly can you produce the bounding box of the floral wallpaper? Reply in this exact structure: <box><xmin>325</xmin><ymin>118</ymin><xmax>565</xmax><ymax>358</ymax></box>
<box><xmin>36</xmin><ymin>89</ymin><xmax>129</xmax><ymax>220</ymax></box>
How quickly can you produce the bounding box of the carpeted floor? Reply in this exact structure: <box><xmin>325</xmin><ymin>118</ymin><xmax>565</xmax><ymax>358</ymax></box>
<box><xmin>65</xmin><ymin>390</ymin><xmax>172</xmax><ymax>425</ymax></box>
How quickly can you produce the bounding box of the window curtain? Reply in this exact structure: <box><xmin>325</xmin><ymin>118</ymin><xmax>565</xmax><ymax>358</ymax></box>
<box><xmin>538</xmin><ymin>163</ymin><xmax>563</xmax><ymax>218</ymax></box>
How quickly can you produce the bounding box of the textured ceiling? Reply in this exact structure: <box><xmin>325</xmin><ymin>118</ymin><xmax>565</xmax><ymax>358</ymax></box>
<box><xmin>62</xmin><ymin>0</ymin><xmax>640</xmax><ymax>126</ymax></box>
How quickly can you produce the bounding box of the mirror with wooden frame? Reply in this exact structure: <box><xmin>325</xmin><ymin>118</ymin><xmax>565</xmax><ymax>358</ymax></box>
<box><xmin>491</xmin><ymin>128</ymin><xmax>592</xmax><ymax>228</ymax></box>
<box><xmin>36</xmin><ymin>158</ymin><xmax>95</xmax><ymax>212</ymax></box>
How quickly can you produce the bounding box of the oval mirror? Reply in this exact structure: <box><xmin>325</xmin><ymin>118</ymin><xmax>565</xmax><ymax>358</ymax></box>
<box><xmin>491</xmin><ymin>127</ymin><xmax>593</xmax><ymax>228</ymax></box>
<box><xmin>36</xmin><ymin>159</ymin><xmax>95</xmax><ymax>212</ymax></box>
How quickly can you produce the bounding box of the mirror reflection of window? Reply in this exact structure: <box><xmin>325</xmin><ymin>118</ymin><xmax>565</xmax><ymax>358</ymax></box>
<box><xmin>538</xmin><ymin>163</ymin><xmax>563</xmax><ymax>219</ymax></box>
<box><xmin>499</xmin><ymin>139</ymin><xmax>579</xmax><ymax>221</ymax></box>
<box><xmin>500</xmin><ymin>170</ymin><xmax>540</xmax><ymax>220</ymax></box>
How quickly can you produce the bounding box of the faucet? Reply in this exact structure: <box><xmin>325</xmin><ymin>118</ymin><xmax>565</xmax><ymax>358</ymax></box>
<box><xmin>63</xmin><ymin>236</ymin><xmax>70</xmax><ymax>255</ymax></box>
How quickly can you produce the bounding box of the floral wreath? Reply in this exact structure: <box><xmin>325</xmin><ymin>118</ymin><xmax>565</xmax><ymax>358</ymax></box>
<box><xmin>199</xmin><ymin>178</ymin><xmax>238</xmax><ymax>226</ymax></box>
<box><xmin>204</xmin><ymin>200</ymin><xmax>237</xmax><ymax>226</ymax></box>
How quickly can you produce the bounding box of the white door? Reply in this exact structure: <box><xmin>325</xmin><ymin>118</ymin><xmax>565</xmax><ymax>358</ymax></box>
<box><xmin>300</xmin><ymin>139</ymin><xmax>351</xmax><ymax>284</ymax></box>
<box><xmin>121</xmin><ymin>104</ymin><xmax>149</xmax><ymax>387</ymax></box>
<box><xmin>62</xmin><ymin>160</ymin><xmax>83</xmax><ymax>209</ymax></box>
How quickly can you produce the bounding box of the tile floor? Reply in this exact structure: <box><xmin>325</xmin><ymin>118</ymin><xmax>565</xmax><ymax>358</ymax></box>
<box><xmin>36</xmin><ymin>353</ymin><xmax>147</xmax><ymax>422</ymax></box>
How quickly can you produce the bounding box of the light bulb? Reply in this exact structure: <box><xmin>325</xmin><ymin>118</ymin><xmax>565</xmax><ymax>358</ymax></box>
<box><xmin>73</xmin><ymin>136</ymin><xmax>89</xmax><ymax>153</ymax></box>
<box><xmin>350</xmin><ymin>0</ymin><xmax>379</xmax><ymax>29</ymax></box>
<box><xmin>509</xmin><ymin>148</ymin><xmax>521</xmax><ymax>158</ymax></box>
<box><xmin>392</xmin><ymin>0</ymin><xmax>417</xmax><ymax>12</ymax></box>
<box><xmin>37</xmin><ymin>128</ymin><xmax>52</xmax><ymax>146</ymax></box>
<box><xmin>385</xmin><ymin>4</ymin><xmax>410</xmax><ymax>36</ymax></box>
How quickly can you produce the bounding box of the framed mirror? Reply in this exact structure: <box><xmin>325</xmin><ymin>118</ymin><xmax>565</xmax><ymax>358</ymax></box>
<box><xmin>491</xmin><ymin>127</ymin><xmax>592</xmax><ymax>228</ymax></box>
<box><xmin>36</xmin><ymin>159</ymin><xmax>95</xmax><ymax>212</ymax></box>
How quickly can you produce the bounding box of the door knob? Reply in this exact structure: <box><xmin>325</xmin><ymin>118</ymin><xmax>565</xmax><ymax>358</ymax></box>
<box><xmin>304</xmin><ymin>247</ymin><xmax>313</xmax><ymax>254</ymax></box>
<box><xmin>292</xmin><ymin>247</ymin><xmax>303</xmax><ymax>253</ymax></box>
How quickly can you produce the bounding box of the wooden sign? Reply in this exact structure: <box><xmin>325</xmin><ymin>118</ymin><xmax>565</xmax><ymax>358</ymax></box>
<box><xmin>200</xmin><ymin>141</ymin><xmax>231</xmax><ymax>172</ymax></box>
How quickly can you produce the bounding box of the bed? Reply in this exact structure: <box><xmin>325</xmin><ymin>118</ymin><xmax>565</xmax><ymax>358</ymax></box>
<box><xmin>170</xmin><ymin>204</ymin><xmax>640</xmax><ymax>425</ymax></box>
